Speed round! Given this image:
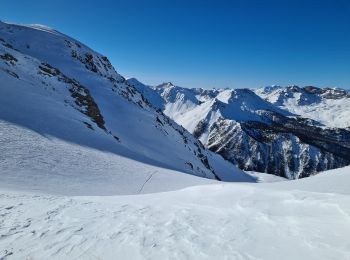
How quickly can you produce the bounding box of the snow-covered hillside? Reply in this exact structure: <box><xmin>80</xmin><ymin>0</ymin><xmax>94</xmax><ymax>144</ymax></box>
<box><xmin>254</xmin><ymin>85</ymin><xmax>350</xmax><ymax>128</ymax></box>
<box><xmin>1</xmin><ymin>21</ymin><xmax>350</xmax><ymax>260</ymax></box>
<box><xmin>130</xmin><ymin>80</ymin><xmax>350</xmax><ymax>179</ymax></box>
<box><xmin>1</xmin><ymin>166</ymin><xmax>349</xmax><ymax>259</ymax></box>
<box><xmin>0</xmin><ymin>21</ymin><xmax>254</xmax><ymax>195</ymax></box>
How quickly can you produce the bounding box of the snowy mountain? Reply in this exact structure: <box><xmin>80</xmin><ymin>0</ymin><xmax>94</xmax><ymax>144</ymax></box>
<box><xmin>127</xmin><ymin>80</ymin><xmax>350</xmax><ymax>179</ymax></box>
<box><xmin>254</xmin><ymin>85</ymin><xmax>350</xmax><ymax>128</ymax></box>
<box><xmin>0</xmin><ymin>21</ymin><xmax>253</xmax><ymax>195</ymax></box>
<box><xmin>1</xmin><ymin>21</ymin><xmax>350</xmax><ymax>260</ymax></box>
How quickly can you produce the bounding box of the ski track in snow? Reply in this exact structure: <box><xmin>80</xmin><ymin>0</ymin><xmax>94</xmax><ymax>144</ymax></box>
<box><xmin>1</xmin><ymin>175</ymin><xmax>350</xmax><ymax>260</ymax></box>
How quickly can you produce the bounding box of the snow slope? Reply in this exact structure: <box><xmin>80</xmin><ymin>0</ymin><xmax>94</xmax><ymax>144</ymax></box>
<box><xmin>254</xmin><ymin>85</ymin><xmax>350</xmax><ymax>128</ymax></box>
<box><xmin>0</xmin><ymin>120</ymin><xmax>217</xmax><ymax>195</ymax></box>
<box><xmin>1</xmin><ymin>166</ymin><xmax>350</xmax><ymax>260</ymax></box>
<box><xmin>0</xmin><ymin>20</ymin><xmax>253</xmax><ymax>194</ymax></box>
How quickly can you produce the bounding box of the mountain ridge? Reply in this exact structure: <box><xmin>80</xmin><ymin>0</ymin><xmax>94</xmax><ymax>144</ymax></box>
<box><xmin>0</xmin><ymin>21</ymin><xmax>253</xmax><ymax>195</ymax></box>
<box><xmin>126</xmin><ymin>78</ymin><xmax>350</xmax><ymax>179</ymax></box>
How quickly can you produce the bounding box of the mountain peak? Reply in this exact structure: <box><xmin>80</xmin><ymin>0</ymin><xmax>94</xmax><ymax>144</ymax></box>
<box><xmin>156</xmin><ymin>82</ymin><xmax>176</xmax><ymax>89</ymax></box>
<box><xmin>1</xmin><ymin>20</ymin><xmax>249</xmax><ymax>194</ymax></box>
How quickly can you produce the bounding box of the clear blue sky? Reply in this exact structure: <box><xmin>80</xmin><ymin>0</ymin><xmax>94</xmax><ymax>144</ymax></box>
<box><xmin>1</xmin><ymin>0</ymin><xmax>350</xmax><ymax>89</ymax></box>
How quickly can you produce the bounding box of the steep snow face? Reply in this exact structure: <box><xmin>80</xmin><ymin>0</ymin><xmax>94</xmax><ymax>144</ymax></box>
<box><xmin>214</xmin><ymin>88</ymin><xmax>293</xmax><ymax>121</ymax></box>
<box><xmin>1</xmin><ymin>166</ymin><xmax>350</xmax><ymax>259</ymax></box>
<box><xmin>126</xmin><ymin>78</ymin><xmax>164</xmax><ymax>110</ymax></box>
<box><xmin>154</xmin><ymin>82</ymin><xmax>204</xmax><ymax>123</ymax></box>
<box><xmin>163</xmin><ymin>88</ymin><xmax>293</xmax><ymax>144</ymax></box>
<box><xmin>0</xmin><ymin>21</ymin><xmax>253</xmax><ymax>193</ymax></box>
<box><xmin>255</xmin><ymin>85</ymin><xmax>350</xmax><ymax>128</ymax></box>
<box><xmin>0</xmin><ymin>22</ymin><xmax>124</xmax><ymax>82</ymax></box>
<box><xmin>154</xmin><ymin>86</ymin><xmax>290</xmax><ymax>131</ymax></box>
<box><xmin>147</xmin><ymin>82</ymin><xmax>350</xmax><ymax>179</ymax></box>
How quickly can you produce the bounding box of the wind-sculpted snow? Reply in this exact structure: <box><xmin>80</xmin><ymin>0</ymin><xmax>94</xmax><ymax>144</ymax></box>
<box><xmin>0</xmin><ymin>20</ymin><xmax>253</xmax><ymax>192</ymax></box>
<box><xmin>1</xmin><ymin>166</ymin><xmax>350</xmax><ymax>259</ymax></box>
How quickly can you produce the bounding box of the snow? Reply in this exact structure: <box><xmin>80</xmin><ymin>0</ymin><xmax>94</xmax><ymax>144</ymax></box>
<box><xmin>254</xmin><ymin>86</ymin><xmax>350</xmax><ymax>128</ymax></box>
<box><xmin>0</xmin><ymin>120</ymin><xmax>216</xmax><ymax>196</ymax></box>
<box><xmin>126</xmin><ymin>78</ymin><xmax>165</xmax><ymax>110</ymax></box>
<box><xmin>1</xmin><ymin>167</ymin><xmax>350</xmax><ymax>259</ymax></box>
<box><xmin>264</xmin><ymin>166</ymin><xmax>350</xmax><ymax>195</ymax></box>
<box><xmin>1</xmin><ymin>21</ymin><xmax>350</xmax><ymax>260</ymax></box>
<box><xmin>281</xmin><ymin>97</ymin><xmax>350</xmax><ymax>128</ymax></box>
<box><xmin>0</xmin><ymin>118</ymin><xmax>252</xmax><ymax>195</ymax></box>
<box><xmin>150</xmin><ymin>82</ymin><xmax>350</xmax><ymax>179</ymax></box>
<box><xmin>175</xmin><ymin>98</ymin><xmax>216</xmax><ymax>133</ymax></box>
<box><xmin>155</xmin><ymin>85</ymin><xmax>293</xmax><ymax>128</ymax></box>
<box><xmin>0</xmin><ymin>20</ymin><xmax>252</xmax><ymax>187</ymax></box>
<box><xmin>245</xmin><ymin>171</ymin><xmax>288</xmax><ymax>183</ymax></box>
<box><xmin>155</xmin><ymin>85</ymin><xmax>295</xmax><ymax>145</ymax></box>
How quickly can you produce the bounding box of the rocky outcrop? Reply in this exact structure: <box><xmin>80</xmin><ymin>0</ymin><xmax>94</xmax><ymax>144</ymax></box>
<box><xmin>38</xmin><ymin>62</ymin><xmax>106</xmax><ymax>130</ymax></box>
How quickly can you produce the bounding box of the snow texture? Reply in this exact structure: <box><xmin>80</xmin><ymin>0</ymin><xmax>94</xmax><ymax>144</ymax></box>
<box><xmin>1</xmin><ymin>166</ymin><xmax>350</xmax><ymax>259</ymax></box>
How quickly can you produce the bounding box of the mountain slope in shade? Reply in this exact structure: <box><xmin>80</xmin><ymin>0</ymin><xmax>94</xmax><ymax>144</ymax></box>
<box><xmin>128</xmin><ymin>80</ymin><xmax>350</xmax><ymax>179</ymax></box>
<box><xmin>0</xmin><ymin>21</ymin><xmax>254</xmax><ymax>195</ymax></box>
<box><xmin>254</xmin><ymin>85</ymin><xmax>350</xmax><ymax>128</ymax></box>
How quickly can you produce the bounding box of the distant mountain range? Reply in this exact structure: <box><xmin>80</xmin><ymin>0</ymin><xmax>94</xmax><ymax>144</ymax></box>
<box><xmin>127</xmin><ymin>78</ymin><xmax>350</xmax><ymax>179</ymax></box>
<box><xmin>1</xmin><ymin>20</ymin><xmax>349</xmax><ymax>185</ymax></box>
<box><xmin>255</xmin><ymin>85</ymin><xmax>350</xmax><ymax>129</ymax></box>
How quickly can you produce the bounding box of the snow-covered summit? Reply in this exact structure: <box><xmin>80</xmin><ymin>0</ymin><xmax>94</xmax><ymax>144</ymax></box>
<box><xmin>0</xmin><ymin>21</ymin><xmax>254</xmax><ymax>195</ymax></box>
<box><xmin>0</xmin><ymin>21</ymin><xmax>124</xmax><ymax>82</ymax></box>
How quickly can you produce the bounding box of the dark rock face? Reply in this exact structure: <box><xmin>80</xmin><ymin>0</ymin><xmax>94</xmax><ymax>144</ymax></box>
<box><xmin>303</xmin><ymin>86</ymin><xmax>350</xmax><ymax>99</ymax></box>
<box><xmin>203</xmin><ymin>113</ymin><xmax>350</xmax><ymax>179</ymax></box>
<box><xmin>38</xmin><ymin>62</ymin><xmax>106</xmax><ymax>130</ymax></box>
<box><xmin>0</xmin><ymin>53</ymin><xmax>17</xmax><ymax>63</ymax></box>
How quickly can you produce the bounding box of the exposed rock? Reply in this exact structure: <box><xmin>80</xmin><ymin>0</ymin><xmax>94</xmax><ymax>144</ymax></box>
<box><xmin>0</xmin><ymin>53</ymin><xmax>17</xmax><ymax>63</ymax></box>
<box><xmin>38</xmin><ymin>63</ymin><xmax>106</xmax><ymax>130</ymax></box>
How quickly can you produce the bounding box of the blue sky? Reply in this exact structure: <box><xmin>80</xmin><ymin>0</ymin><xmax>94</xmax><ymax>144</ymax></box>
<box><xmin>1</xmin><ymin>0</ymin><xmax>350</xmax><ymax>89</ymax></box>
